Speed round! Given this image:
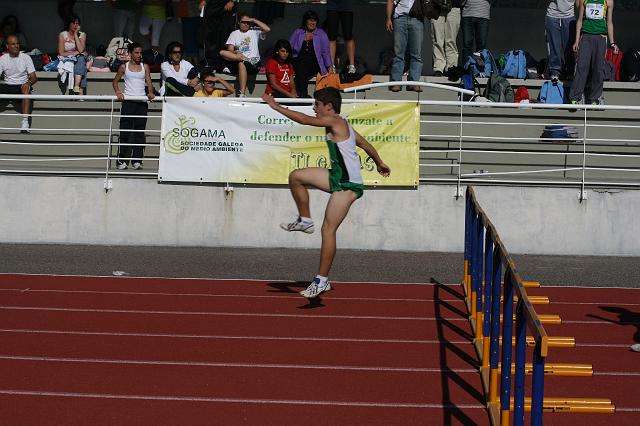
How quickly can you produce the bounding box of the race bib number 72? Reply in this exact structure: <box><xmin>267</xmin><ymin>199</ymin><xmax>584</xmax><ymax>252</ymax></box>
<box><xmin>585</xmin><ymin>3</ymin><xmax>605</xmax><ymax>20</ymax></box>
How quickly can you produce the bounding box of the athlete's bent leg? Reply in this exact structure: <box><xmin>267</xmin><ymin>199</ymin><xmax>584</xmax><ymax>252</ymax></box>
<box><xmin>288</xmin><ymin>167</ymin><xmax>330</xmax><ymax>218</ymax></box>
<box><xmin>318</xmin><ymin>189</ymin><xmax>358</xmax><ymax>277</ymax></box>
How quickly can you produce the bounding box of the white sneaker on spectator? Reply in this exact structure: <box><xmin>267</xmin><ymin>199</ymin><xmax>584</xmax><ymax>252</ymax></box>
<box><xmin>280</xmin><ymin>217</ymin><xmax>314</xmax><ymax>234</ymax></box>
<box><xmin>300</xmin><ymin>277</ymin><xmax>332</xmax><ymax>299</ymax></box>
<box><xmin>132</xmin><ymin>162</ymin><xmax>143</xmax><ymax>170</ymax></box>
<box><xmin>222</xmin><ymin>67</ymin><xmax>231</xmax><ymax>74</ymax></box>
<box><xmin>116</xmin><ymin>161</ymin><xmax>128</xmax><ymax>170</ymax></box>
<box><xmin>347</xmin><ymin>65</ymin><xmax>356</xmax><ymax>74</ymax></box>
<box><xmin>20</xmin><ymin>118</ymin><xmax>30</xmax><ymax>134</ymax></box>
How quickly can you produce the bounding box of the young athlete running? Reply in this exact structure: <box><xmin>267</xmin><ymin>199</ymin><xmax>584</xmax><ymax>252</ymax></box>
<box><xmin>261</xmin><ymin>88</ymin><xmax>391</xmax><ymax>298</ymax></box>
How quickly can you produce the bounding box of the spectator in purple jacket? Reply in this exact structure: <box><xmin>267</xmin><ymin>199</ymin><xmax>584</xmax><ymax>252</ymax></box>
<box><xmin>288</xmin><ymin>10</ymin><xmax>334</xmax><ymax>98</ymax></box>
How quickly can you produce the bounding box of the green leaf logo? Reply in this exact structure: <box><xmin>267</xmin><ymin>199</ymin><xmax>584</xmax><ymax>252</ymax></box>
<box><xmin>164</xmin><ymin>115</ymin><xmax>196</xmax><ymax>155</ymax></box>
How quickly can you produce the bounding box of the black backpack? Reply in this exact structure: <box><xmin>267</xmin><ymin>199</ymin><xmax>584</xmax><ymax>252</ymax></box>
<box><xmin>621</xmin><ymin>48</ymin><xmax>640</xmax><ymax>82</ymax></box>
<box><xmin>410</xmin><ymin>0</ymin><xmax>441</xmax><ymax>20</ymax></box>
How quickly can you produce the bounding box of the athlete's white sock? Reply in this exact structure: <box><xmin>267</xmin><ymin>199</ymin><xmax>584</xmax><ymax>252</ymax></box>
<box><xmin>315</xmin><ymin>275</ymin><xmax>328</xmax><ymax>285</ymax></box>
<box><xmin>300</xmin><ymin>216</ymin><xmax>312</xmax><ymax>223</ymax></box>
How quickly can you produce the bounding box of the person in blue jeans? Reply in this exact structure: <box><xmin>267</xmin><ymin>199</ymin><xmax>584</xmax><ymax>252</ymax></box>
<box><xmin>545</xmin><ymin>0</ymin><xmax>577</xmax><ymax>82</ymax></box>
<box><xmin>461</xmin><ymin>0</ymin><xmax>491</xmax><ymax>67</ymax></box>
<box><xmin>386</xmin><ymin>0</ymin><xmax>424</xmax><ymax>92</ymax></box>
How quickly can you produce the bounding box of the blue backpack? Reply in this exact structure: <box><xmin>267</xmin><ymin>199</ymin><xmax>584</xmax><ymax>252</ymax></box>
<box><xmin>460</xmin><ymin>72</ymin><xmax>480</xmax><ymax>101</ymax></box>
<box><xmin>464</xmin><ymin>49</ymin><xmax>497</xmax><ymax>78</ymax></box>
<box><xmin>501</xmin><ymin>49</ymin><xmax>528</xmax><ymax>79</ymax></box>
<box><xmin>538</xmin><ymin>80</ymin><xmax>565</xmax><ymax>104</ymax></box>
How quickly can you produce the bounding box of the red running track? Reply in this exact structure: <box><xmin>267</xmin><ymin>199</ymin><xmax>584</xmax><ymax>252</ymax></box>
<box><xmin>0</xmin><ymin>274</ymin><xmax>488</xmax><ymax>426</ymax></box>
<box><xmin>522</xmin><ymin>285</ymin><xmax>640</xmax><ymax>426</ymax></box>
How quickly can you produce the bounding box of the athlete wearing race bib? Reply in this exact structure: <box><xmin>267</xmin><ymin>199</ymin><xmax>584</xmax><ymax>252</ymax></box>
<box><xmin>569</xmin><ymin>0</ymin><xmax>618</xmax><ymax>106</ymax></box>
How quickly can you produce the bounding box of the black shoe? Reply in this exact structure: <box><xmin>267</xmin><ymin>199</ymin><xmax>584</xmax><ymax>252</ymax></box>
<box><xmin>433</xmin><ymin>70</ymin><xmax>443</xmax><ymax>77</ymax></box>
<box><xmin>389</xmin><ymin>85</ymin><xmax>401</xmax><ymax>92</ymax></box>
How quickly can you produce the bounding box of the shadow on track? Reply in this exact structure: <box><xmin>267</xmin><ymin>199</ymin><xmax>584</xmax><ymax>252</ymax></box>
<box><xmin>588</xmin><ymin>306</ymin><xmax>640</xmax><ymax>347</ymax></box>
<box><xmin>266</xmin><ymin>281</ymin><xmax>326</xmax><ymax>309</ymax></box>
<box><xmin>432</xmin><ymin>277</ymin><xmax>486</xmax><ymax>426</ymax></box>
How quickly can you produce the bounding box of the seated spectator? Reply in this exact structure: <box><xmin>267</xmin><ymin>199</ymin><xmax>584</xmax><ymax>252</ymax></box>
<box><xmin>89</xmin><ymin>44</ymin><xmax>111</xmax><ymax>72</ymax></box>
<box><xmin>112</xmin><ymin>42</ymin><xmax>156</xmax><ymax>170</ymax></box>
<box><xmin>0</xmin><ymin>34</ymin><xmax>37</xmax><ymax>133</ymax></box>
<box><xmin>160</xmin><ymin>41</ymin><xmax>200</xmax><ymax>96</ymax></box>
<box><xmin>58</xmin><ymin>14</ymin><xmax>88</xmax><ymax>95</ymax></box>
<box><xmin>0</xmin><ymin>15</ymin><xmax>29</xmax><ymax>53</ymax></box>
<box><xmin>289</xmin><ymin>10</ymin><xmax>333</xmax><ymax>98</ymax></box>
<box><xmin>264</xmin><ymin>39</ymin><xmax>297</xmax><ymax>98</ymax></box>
<box><xmin>326</xmin><ymin>0</ymin><xmax>356</xmax><ymax>74</ymax></box>
<box><xmin>219</xmin><ymin>13</ymin><xmax>270</xmax><ymax>97</ymax></box>
<box><xmin>194</xmin><ymin>71</ymin><xmax>234</xmax><ymax>97</ymax></box>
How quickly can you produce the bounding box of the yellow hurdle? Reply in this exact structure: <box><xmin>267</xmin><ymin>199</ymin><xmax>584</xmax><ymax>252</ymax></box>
<box><xmin>499</xmin><ymin>314</ymin><xmax>562</xmax><ymax>325</ymax></box>
<box><xmin>497</xmin><ymin>363</ymin><xmax>593</xmax><ymax>377</ymax></box>
<box><xmin>508</xmin><ymin>397</ymin><xmax>615</xmax><ymax>413</ymax></box>
<box><xmin>496</xmin><ymin>336</ymin><xmax>576</xmax><ymax>348</ymax></box>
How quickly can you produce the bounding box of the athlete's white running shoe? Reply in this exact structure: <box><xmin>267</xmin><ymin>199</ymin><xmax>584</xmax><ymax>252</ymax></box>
<box><xmin>631</xmin><ymin>343</ymin><xmax>640</xmax><ymax>352</ymax></box>
<box><xmin>280</xmin><ymin>217</ymin><xmax>314</xmax><ymax>234</ymax></box>
<box><xmin>300</xmin><ymin>278</ymin><xmax>332</xmax><ymax>298</ymax></box>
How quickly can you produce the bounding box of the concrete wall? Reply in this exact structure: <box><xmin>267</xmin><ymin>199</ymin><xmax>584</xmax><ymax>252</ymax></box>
<box><xmin>1</xmin><ymin>175</ymin><xmax>638</xmax><ymax>256</ymax></box>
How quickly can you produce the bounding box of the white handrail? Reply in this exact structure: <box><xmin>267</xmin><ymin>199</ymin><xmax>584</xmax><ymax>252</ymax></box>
<box><xmin>1</xmin><ymin>94</ymin><xmax>639</xmax><ymax>190</ymax></box>
<box><xmin>342</xmin><ymin>80</ymin><xmax>476</xmax><ymax>96</ymax></box>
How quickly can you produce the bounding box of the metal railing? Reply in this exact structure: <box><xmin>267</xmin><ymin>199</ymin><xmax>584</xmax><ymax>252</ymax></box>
<box><xmin>2</xmin><ymin>89</ymin><xmax>640</xmax><ymax>195</ymax></box>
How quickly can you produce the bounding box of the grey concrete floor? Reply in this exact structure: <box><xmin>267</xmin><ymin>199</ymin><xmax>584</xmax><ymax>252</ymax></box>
<box><xmin>0</xmin><ymin>244</ymin><xmax>638</xmax><ymax>288</ymax></box>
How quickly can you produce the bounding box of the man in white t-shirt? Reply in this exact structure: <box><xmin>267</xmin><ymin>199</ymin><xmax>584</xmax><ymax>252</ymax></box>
<box><xmin>219</xmin><ymin>13</ymin><xmax>270</xmax><ymax>96</ymax></box>
<box><xmin>0</xmin><ymin>35</ymin><xmax>37</xmax><ymax>132</ymax></box>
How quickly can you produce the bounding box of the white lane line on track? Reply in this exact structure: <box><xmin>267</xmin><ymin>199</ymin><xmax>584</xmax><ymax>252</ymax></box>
<box><xmin>0</xmin><ymin>329</ymin><xmax>470</xmax><ymax>345</ymax></box>
<box><xmin>576</xmin><ymin>342</ymin><xmax>639</xmax><ymax>348</ymax></box>
<box><xmin>0</xmin><ymin>273</ymin><xmax>442</xmax><ymax>287</ymax></box>
<box><xmin>593</xmin><ymin>371</ymin><xmax>640</xmax><ymax>377</ymax></box>
<box><xmin>0</xmin><ymin>306</ymin><xmax>465</xmax><ymax>321</ymax></box>
<box><xmin>550</xmin><ymin>301</ymin><xmax>640</xmax><ymax>307</ymax></box>
<box><xmin>562</xmin><ymin>320</ymin><xmax>640</xmax><ymax>325</ymax></box>
<box><xmin>0</xmin><ymin>288</ymin><xmax>462</xmax><ymax>304</ymax></box>
<box><xmin>0</xmin><ymin>389</ymin><xmax>486</xmax><ymax>409</ymax></box>
<box><xmin>0</xmin><ymin>355</ymin><xmax>478</xmax><ymax>374</ymax></box>
<box><xmin>544</xmin><ymin>284</ymin><xmax>640</xmax><ymax>290</ymax></box>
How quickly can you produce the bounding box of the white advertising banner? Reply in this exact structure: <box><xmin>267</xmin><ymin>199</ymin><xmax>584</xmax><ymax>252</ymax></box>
<box><xmin>159</xmin><ymin>98</ymin><xmax>419</xmax><ymax>186</ymax></box>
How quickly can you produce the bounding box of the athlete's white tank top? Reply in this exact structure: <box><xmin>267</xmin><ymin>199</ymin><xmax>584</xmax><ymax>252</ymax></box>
<box><xmin>328</xmin><ymin>121</ymin><xmax>363</xmax><ymax>185</ymax></box>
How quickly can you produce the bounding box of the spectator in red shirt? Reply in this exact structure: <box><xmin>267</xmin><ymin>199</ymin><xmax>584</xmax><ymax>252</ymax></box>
<box><xmin>264</xmin><ymin>39</ymin><xmax>297</xmax><ymax>98</ymax></box>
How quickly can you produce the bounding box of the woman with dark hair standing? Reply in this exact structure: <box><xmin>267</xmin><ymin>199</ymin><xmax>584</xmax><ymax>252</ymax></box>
<box><xmin>160</xmin><ymin>41</ymin><xmax>200</xmax><ymax>96</ymax></box>
<box><xmin>288</xmin><ymin>10</ymin><xmax>334</xmax><ymax>98</ymax></box>
<box><xmin>58</xmin><ymin>14</ymin><xmax>87</xmax><ymax>95</ymax></box>
<box><xmin>264</xmin><ymin>39</ymin><xmax>297</xmax><ymax>98</ymax></box>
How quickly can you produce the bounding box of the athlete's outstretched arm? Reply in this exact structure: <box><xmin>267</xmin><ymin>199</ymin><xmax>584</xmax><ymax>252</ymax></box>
<box><xmin>355</xmin><ymin>132</ymin><xmax>391</xmax><ymax>177</ymax></box>
<box><xmin>261</xmin><ymin>93</ymin><xmax>334</xmax><ymax>127</ymax></box>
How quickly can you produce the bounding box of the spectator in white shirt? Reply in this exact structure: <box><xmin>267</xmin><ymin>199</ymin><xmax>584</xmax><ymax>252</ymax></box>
<box><xmin>160</xmin><ymin>41</ymin><xmax>200</xmax><ymax>96</ymax></box>
<box><xmin>0</xmin><ymin>34</ymin><xmax>36</xmax><ymax>133</ymax></box>
<box><xmin>220</xmin><ymin>13</ymin><xmax>270</xmax><ymax>96</ymax></box>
